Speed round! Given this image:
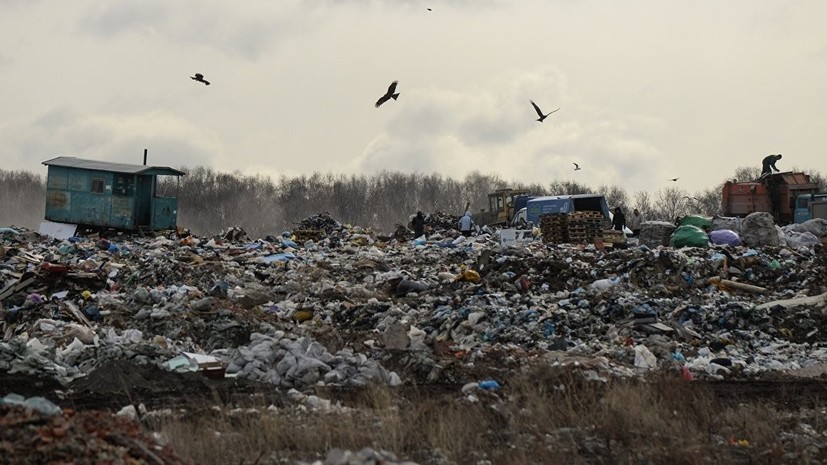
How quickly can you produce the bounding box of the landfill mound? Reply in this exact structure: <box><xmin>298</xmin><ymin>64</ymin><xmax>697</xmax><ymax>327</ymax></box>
<box><xmin>2</xmin><ymin>217</ymin><xmax>827</xmax><ymax>391</ymax></box>
<box><xmin>2</xmin><ymin>215</ymin><xmax>827</xmax><ymax>461</ymax></box>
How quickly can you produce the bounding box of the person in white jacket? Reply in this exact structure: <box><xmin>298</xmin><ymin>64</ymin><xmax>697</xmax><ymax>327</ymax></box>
<box><xmin>629</xmin><ymin>209</ymin><xmax>643</xmax><ymax>237</ymax></box>
<box><xmin>458</xmin><ymin>211</ymin><xmax>475</xmax><ymax>237</ymax></box>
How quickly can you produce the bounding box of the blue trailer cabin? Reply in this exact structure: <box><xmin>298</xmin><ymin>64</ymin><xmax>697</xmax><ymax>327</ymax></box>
<box><xmin>42</xmin><ymin>156</ymin><xmax>185</xmax><ymax>232</ymax></box>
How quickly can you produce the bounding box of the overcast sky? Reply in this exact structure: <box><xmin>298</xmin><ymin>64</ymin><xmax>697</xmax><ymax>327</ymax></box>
<box><xmin>2</xmin><ymin>1</ymin><xmax>825</xmax><ymax>195</ymax></box>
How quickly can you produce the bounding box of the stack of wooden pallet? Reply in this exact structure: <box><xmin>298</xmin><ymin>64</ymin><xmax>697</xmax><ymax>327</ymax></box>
<box><xmin>540</xmin><ymin>214</ymin><xmax>569</xmax><ymax>244</ymax></box>
<box><xmin>601</xmin><ymin>229</ymin><xmax>627</xmax><ymax>246</ymax></box>
<box><xmin>568</xmin><ymin>211</ymin><xmax>603</xmax><ymax>244</ymax></box>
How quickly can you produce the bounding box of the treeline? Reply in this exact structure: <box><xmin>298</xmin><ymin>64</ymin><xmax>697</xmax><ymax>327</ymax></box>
<box><xmin>0</xmin><ymin>170</ymin><xmax>47</xmax><ymax>229</ymax></box>
<box><xmin>2</xmin><ymin>166</ymin><xmax>824</xmax><ymax>238</ymax></box>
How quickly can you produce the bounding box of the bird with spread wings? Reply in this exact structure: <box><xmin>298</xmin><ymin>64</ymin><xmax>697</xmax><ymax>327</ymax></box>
<box><xmin>375</xmin><ymin>81</ymin><xmax>400</xmax><ymax>108</ymax></box>
<box><xmin>190</xmin><ymin>73</ymin><xmax>210</xmax><ymax>86</ymax></box>
<box><xmin>530</xmin><ymin>100</ymin><xmax>559</xmax><ymax>122</ymax></box>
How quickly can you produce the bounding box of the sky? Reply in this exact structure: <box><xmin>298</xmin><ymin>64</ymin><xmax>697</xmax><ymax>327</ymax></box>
<box><xmin>1</xmin><ymin>0</ymin><xmax>826</xmax><ymax>195</ymax></box>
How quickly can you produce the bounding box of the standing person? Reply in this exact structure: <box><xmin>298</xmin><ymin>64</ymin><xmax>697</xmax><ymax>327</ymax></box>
<box><xmin>629</xmin><ymin>208</ymin><xmax>643</xmax><ymax>237</ymax></box>
<box><xmin>411</xmin><ymin>211</ymin><xmax>426</xmax><ymax>238</ymax></box>
<box><xmin>761</xmin><ymin>154</ymin><xmax>782</xmax><ymax>176</ymax></box>
<box><xmin>458</xmin><ymin>211</ymin><xmax>475</xmax><ymax>237</ymax></box>
<box><xmin>611</xmin><ymin>207</ymin><xmax>626</xmax><ymax>232</ymax></box>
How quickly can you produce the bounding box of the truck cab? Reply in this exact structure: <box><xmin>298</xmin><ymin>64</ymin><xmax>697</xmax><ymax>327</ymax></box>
<box><xmin>794</xmin><ymin>193</ymin><xmax>827</xmax><ymax>223</ymax></box>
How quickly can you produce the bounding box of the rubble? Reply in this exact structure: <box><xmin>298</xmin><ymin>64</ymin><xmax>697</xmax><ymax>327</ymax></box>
<box><xmin>0</xmin><ymin>399</ymin><xmax>189</xmax><ymax>465</ymax></box>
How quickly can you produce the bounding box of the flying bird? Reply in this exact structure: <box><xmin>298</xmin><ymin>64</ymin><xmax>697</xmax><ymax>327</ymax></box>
<box><xmin>375</xmin><ymin>81</ymin><xmax>400</xmax><ymax>108</ymax></box>
<box><xmin>530</xmin><ymin>100</ymin><xmax>560</xmax><ymax>122</ymax></box>
<box><xmin>190</xmin><ymin>73</ymin><xmax>210</xmax><ymax>86</ymax></box>
<box><xmin>573</xmin><ymin>162</ymin><xmax>581</xmax><ymax>171</ymax></box>
<box><xmin>668</xmin><ymin>178</ymin><xmax>679</xmax><ymax>182</ymax></box>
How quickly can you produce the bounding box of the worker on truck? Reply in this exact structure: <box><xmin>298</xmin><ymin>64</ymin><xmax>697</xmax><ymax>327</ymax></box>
<box><xmin>761</xmin><ymin>154</ymin><xmax>782</xmax><ymax>177</ymax></box>
<box><xmin>760</xmin><ymin>154</ymin><xmax>783</xmax><ymax>219</ymax></box>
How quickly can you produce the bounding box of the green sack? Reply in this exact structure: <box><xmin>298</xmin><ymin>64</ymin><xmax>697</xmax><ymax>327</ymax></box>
<box><xmin>670</xmin><ymin>225</ymin><xmax>709</xmax><ymax>248</ymax></box>
<box><xmin>679</xmin><ymin>215</ymin><xmax>711</xmax><ymax>229</ymax></box>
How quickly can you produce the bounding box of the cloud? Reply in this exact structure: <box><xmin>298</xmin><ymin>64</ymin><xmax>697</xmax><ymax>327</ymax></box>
<box><xmin>350</xmin><ymin>67</ymin><xmax>667</xmax><ymax>190</ymax></box>
<box><xmin>0</xmin><ymin>107</ymin><xmax>223</xmax><ymax>173</ymax></box>
<box><xmin>80</xmin><ymin>2</ymin><xmax>166</xmax><ymax>37</ymax></box>
<box><xmin>306</xmin><ymin>0</ymin><xmax>501</xmax><ymax>7</ymax></box>
<box><xmin>79</xmin><ymin>1</ymin><xmax>301</xmax><ymax>60</ymax></box>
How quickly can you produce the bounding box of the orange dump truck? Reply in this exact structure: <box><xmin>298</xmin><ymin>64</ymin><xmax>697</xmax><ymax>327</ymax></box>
<box><xmin>722</xmin><ymin>172</ymin><xmax>818</xmax><ymax>224</ymax></box>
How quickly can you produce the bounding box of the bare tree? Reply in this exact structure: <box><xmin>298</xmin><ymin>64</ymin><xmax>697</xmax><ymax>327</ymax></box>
<box><xmin>462</xmin><ymin>171</ymin><xmax>507</xmax><ymax>214</ymax></box>
<box><xmin>548</xmin><ymin>180</ymin><xmax>592</xmax><ymax>195</ymax></box>
<box><xmin>810</xmin><ymin>171</ymin><xmax>826</xmax><ymax>192</ymax></box>
<box><xmin>690</xmin><ymin>185</ymin><xmax>724</xmax><ymax>217</ymax></box>
<box><xmin>633</xmin><ymin>190</ymin><xmax>653</xmax><ymax>219</ymax></box>
<box><xmin>0</xmin><ymin>170</ymin><xmax>45</xmax><ymax>229</ymax></box>
<box><xmin>652</xmin><ymin>186</ymin><xmax>690</xmax><ymax>222</ymax></box>
<box><xmin>732</xmin><ymin>166</ymin><xmax>762</xmax><ymax>183</ymax></box>
<box><xmin>599</xmin><ymin>184</ymin><xmax>629</xmax><ymax>210</ymax></box>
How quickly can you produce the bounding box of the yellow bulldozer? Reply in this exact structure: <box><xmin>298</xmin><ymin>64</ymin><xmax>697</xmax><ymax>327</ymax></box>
<box><xmin>471</xmin><ymin>188</ymin><xmax>530</xmax><ymax>227</ymax></box>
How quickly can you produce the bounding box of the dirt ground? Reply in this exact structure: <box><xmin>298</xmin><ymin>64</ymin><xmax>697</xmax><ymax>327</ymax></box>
<box><xmin>4</xmin><ymin>359</ymin><xmax>827</xmax><ymax>464</ymax></box>
<box><xmin>2</xmin><ymin>358</ymin><xmax>827</xmax><ymax>414</ymax></box>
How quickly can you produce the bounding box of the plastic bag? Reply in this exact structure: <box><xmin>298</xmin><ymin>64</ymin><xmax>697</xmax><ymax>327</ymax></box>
<box><xmin>680</xmin><ymin>215</ymin><xmax>711</xmax><ymax>229</ymax></box>
<box><xmin>709</xmin><ymin>229</ymin><xmax>742</xmax><ymax>246</ymax></box>
<box><xmin>670</xmin><ymin>225</ymin><xmax>709</xmax><ymax>248</ymax></box>
<box><xmin>784</xmin><ymin>230</ymin><xmax>821</xmax><ymax>249</ymax></box>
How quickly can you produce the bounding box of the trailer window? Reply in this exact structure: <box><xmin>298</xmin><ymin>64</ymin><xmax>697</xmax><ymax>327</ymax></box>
<box><xmin>91</xmin><ymin>178</ymin><xmax>105</xmax><ymax>194</ymax></box>
<box><xmin>113</xmin><ymin>174</ymin><xmax>134</xmax><ymax>196</ymax></box>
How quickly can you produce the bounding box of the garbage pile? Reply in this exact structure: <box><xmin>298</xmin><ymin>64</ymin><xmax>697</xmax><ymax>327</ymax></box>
<box><xmin>0</xmin><ymin>210</ymin><xmax>826</xmax><ymax>398</ymax></box>
<box><xmin>0</xmin><ymin>394</ymin><xmax>189</xmax><ymax>465</ymax></box>
<box><xmin>425</xmin><ymin>211</ymin><xmax>461</xmax><ymax>233</ymax></box>
<box><xmin>297</xmin><ymin>212</ymin><xmax>343</xmax><ymax>236</ymax></box>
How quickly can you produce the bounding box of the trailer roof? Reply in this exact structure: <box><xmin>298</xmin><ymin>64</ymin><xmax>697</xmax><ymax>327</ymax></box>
<box><xmin>42</xmin><ymin>157</ymin><xmax>185</xmax><ymax>176</ymax></box>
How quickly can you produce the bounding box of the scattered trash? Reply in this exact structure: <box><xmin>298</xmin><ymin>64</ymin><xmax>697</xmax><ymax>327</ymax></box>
<box><xmin>478</xmin><ymin>379</ymin><xmax>501</xmax><ymax>391</ymax></box>
<box><xmin>1</xmin><ymin>210</ymin><xmax>826</xmax><ymax>398</ymax></box>
<box><xmin>0</xmin><ymin>393</ymin><xmax>62</xmax><ymax>416</ymax></box>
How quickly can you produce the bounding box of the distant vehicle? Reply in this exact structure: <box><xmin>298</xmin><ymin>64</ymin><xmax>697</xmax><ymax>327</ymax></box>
<box><xmin>525</xmin><ymin>194</ymin><xmax>610</xmax><ymax>224</ymax></box>
<box><xmin>516</xmin><ymin>193</ymin><xmax>632</xmax><ymax>235</ymax></box>
<box><xmin>471</xmin><ymin>188</ymin><xmax>530</xmax><ymax>227</ymax></box>
<box><xmin>794</xmin><ymin>193</ymin><xmax>827</xmax><ymax>223</ymax></box>
<box><xmin>722</xmin><ymin>171</ymin><xmax>818</xmax><ymax>224</ymax></box>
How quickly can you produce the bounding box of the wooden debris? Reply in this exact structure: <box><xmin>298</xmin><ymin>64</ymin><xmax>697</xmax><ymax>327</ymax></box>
<box><xmin>708</xmin><ymin>277</ymin><xmax>768</xmax><ymax>295</ymax></box>
<box><xmin>755</xmin><ymin>292</ymin><xmax>827</xmax><ymax>311</ymax></box>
